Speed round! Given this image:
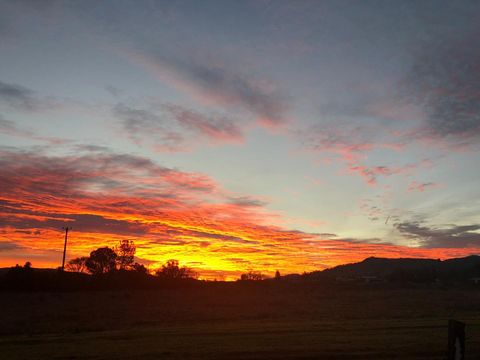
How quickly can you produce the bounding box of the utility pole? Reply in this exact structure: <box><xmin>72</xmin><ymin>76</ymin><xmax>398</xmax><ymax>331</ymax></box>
<box><xmin>61</xmin><ymin>227</ymin><xmax>72</xmax><ymax>271</ymax></box>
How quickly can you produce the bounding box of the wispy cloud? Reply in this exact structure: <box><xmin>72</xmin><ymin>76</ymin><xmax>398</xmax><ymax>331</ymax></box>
<box><xmin>298</xmin><ymin>121</ymin><xmax>428</xmax><ymax>185</ymax></box>
<box><xmin>0</xmin><ymin>114</ymin><xmax>67</xmax><ymax>145</ymax></box>
<box><xmin>125</xmin><ymin>50</ymin><xmax>290</xmax><ymax>128</ymax></box>
<box><xmin>407</xmin><ymin>181</ymin><xmax>439</xmax><ymax>193</ymax></box>
<box><xmin>228</xmin><ymin>196</ymin><xmax>268</xmax><ymax>208</ymax></box>
<box><xmin>112</xmin><ymin>102</ymin><xmax>186</xmax><ymax>152</ymax></box>
<box><xmin>164</xmin><ymin>104</ymin><xmax>244</xmax><ymax>143</ymax></box>
<box><xmin>0</xmin><ymin>81</ymin><xmax>41</xmax><ymax>111</ymax></box>
<box><xmin>395</xmin><ymin>220</ymin><xmax>480</xmax><ymax>248</ymax></box>
<box><xmin>113</xmin><ymin>102</ymin><xmax>244</xmax><ymax>151</ymax></box>
<box><xmin>403</xmin><ymin>31</ymin><xmax>480</xmax><ymax>141</ymax></box>
<box><xmin>348</xmin><ymin>160</ymin><xmax>431</xmax><ymax>186</ymax></box>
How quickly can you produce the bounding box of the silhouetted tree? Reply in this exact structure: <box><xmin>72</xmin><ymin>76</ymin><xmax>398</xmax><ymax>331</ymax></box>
<box><xmin>115</xmin><ymin>240</ymin><xmax>136</xmax><ymax>270</ymax></box>
<box><xmin>240</xmin><ymin>271</ymin><xmax>265</xmax><ymax>281</ymax></box>
<box><xmin>65</xmin><ymin>257</ymin><xmax>88</xmax><ymax>273</ymax></box>
<box><xmin>155</xmin><ymin>259</ymin><xmax>197</xmax><ymax>279</ymax></box>
<box><xmin>85</xmin><ymin>247</ymin><xmax>117</xmax><ymax>275</ymax></box>
<box><xmin>275</xmin><ymin>270</ymin><xmax>281</xmax><ymax>280</ymax></box>
<box><xmin>132</xmin><ymin>262</ymin><xmax>148</xmax><ymax>274</ymax></box>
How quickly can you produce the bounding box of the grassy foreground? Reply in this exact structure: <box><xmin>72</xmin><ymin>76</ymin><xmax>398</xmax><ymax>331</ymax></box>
<box><xmin>1</xmin><ymin>284</ymin><xmax>479</xmax><ymax>359</ymax></box>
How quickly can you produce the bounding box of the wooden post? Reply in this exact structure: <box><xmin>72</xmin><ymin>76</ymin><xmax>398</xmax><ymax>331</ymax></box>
<box><xmin>61</xmin><ymin>227</ymin><xmax>71</xmax><ymax>272</ymax></box>
<box><xmin>447</xmin><ymin>319</ymin><xmax>465</xmax><ymax>360</ymax></box>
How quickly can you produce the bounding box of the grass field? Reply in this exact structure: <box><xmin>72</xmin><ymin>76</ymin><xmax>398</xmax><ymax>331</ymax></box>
<box><xmin>1</xmin><ymin>284</ymin><xmax>479</xmax><ymax>359</ymax></box>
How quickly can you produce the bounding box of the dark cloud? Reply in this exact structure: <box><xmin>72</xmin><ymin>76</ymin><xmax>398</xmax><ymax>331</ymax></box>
<box><xmin>395</xmin><ymin>221</ymin><xmax>480</xmax><ymax>248</ymax></box>
<box><xmin>113</xmin><ymin>103</ymin><xmax>185</xmax><ymax>151</ymax></box>
<box><xmin>0</xmin><ymin>148</ymin><xmax>217</xmax><ymax>200</ymax></box>
<box><xmin>137</xmin><ymin>52</ymin><xmax>289</xmax><ymax>127</ymax></box>
<box><xmin>73</xmin><ymin>144</ymin><xmax>111</xmax><ymax>153</ymax></box>
<box><xmin>105</xmin><ymin>85</ymin><xmax>123</xmax><ymax>98</ymax></box>
<box><xmin>404</xmin><ymin>31</ymin><xmax>480</xmax><ymax>138</ymax></box>
<box><xmin>0</xmin><ymin>241</ymin><xmax>21</xmax><ymax>252</ymax></box>
<box><xmin>177</xmin><ymin>229</ymin><xmax>258</xmax><ymax>245</ymax></box>
<box><xmin>113</xmin><ymin>102</ymin><xmax>244</xmax><ymax>150</ymax></box>
<box><xmin>0</xmin><ymin>81</ymin><xmax>39</xmax><ymax>111</ymax></box>
<box><xmin>173</xmin><ymin>59</ymin><xmax>288</xmax><ymax>126</ymax></box>
<box><xmin>164</xmin><ymin>104</ymin><xmax>243</xmax><ymax>143</ymax></box>
<box><xmin>0</xmin><ymin>80</ymin><xmax>64</xmax><ymax>115</ymax></box>
<box><xmin>228</xmin><ymin>196</ymin><xmax>267</xmax><ymax>208</ymax></box>
<box><xmin>113</xmin><ymin>103</ymin><xmax>162</xmax><ymax>138</ymax></box>
<box><xmin>0</xmin><ymin>209</ymin><xmax>149</xmax><ymax>237</ymax></box>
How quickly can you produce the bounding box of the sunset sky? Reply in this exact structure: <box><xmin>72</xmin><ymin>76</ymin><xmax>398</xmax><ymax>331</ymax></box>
<box><xmin>1</xmin><ymin>0</ymin><xmax>479</xmax><ymax>279</ymax></box>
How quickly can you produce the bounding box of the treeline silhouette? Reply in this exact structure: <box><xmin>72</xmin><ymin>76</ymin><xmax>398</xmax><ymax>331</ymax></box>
<box><xmin>0</xmin><ymin>240</ymin><xmax>203</xmax><ymax>291</ymax></box>
<box><xmin>0</xmin><ymin>240</ymin><xmax>275</xmax><ymax>292</ymax></box>
<box><xmin>2</xmin><ymin>240</ymin><xmax>479</xmax><ymax>292</ymax></box>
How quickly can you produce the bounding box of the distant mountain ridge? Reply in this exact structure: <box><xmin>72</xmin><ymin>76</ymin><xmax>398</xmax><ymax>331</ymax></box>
<box><xmin>305</xmin><ymin>255</ymin><xmax>480</xmax><ymax>283</ymax></box>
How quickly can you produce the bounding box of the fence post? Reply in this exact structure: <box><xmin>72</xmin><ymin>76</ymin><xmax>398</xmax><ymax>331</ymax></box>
<box><xmin>447</xmin><ymin>319</ymin><xmax>465</xmax><ymax>360</ymax></box>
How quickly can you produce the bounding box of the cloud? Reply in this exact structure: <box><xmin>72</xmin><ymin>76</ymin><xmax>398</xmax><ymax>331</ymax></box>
<box><xmin>0</xmin><ymin>115</ymin><xmax>32</xmax><ymax>137</ymax></box>
<box><xmin>228</xmin><ymin>196</ymin><xmax>268</xmax><ymax>208</ymax></box>
<box><xmin>113</xmin><ymin>102</ymin><xmax>244</xmax><ymax>151</ymax></box>
<box><xmin>300</xmin><ymin>122</ymin><xmax>430</xmax><ymax>185</ymax></box>
<box><xmin>0</xmin><ymin>241</ymin><xmax>21</xmax><ymax>252</ymax></box>
<box><xmin>403</xmin><ymin>31</ymin><xmax>480</xmax><ymax>140</ymax></box>
<box><xmin>301</xmin><ymin>123</ymin><xmax>378</xmax><ymax>163</ymax></box>
<box><xmin>164</xmin><ymin>104</ymin><xmax>244</xmax><ymax>143</ymax></box>
<box><xmin>300</xmin><ymin>119</ymin><xmax>437</xmax><ymax>185</ymax></box>
<box><xmin>407</xmin><ymin>181</ymin><xmax>438</xmax><ymax>193</ymax></box>
<box><xmin>0</xmin><ymin>81</ymin><xmax>40</xmax><ymax>111</ymax></box>
<box><xmin>126</xmin><ymin>50</ymin><xmax>289</xmax><ymax>127</ymax></box>
<box><xmin>0</xmin><ymin>114</ymin><xmax>68</xmax><ymax>145</ymax></box>
<box><xmin>347</xmin><ymin>160</ymin><xmax>429</xmax><ymax>186</ymax></box>
<box><xmin>0</xmin><ymin>80</ymin><xmax>71</xmax><ymax>116</ymax></box>
<box><xmin>0</xmin><ymin>148</ymin><xmax>218</xmax><ymax>201</ymax></box>
<box><xmin>105</xmin><ymin>85</ymin><xmax>124</xmax><ymax>98</ymax></box>
<box><xmin>112</xmin><ymin>103</ymin><xmax>186</xmax><ymax>152</ymax></box>
<box><xmin>348</xmin><ymin>165</ymin><xmax>395</xmax><ymax>186</ymax></box>
<box><xmin>395</xmin><ymin>221</ymin><xmax>480</xmax><ymax>248</ymax></box>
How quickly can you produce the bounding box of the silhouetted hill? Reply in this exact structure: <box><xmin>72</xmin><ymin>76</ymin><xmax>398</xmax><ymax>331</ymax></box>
<box><xmin>324</xmin><ymin>257</ymin><xmax>441</xmax><ymax>277</ymax></box>
<box><xmin>305</xmin><ymin>255</ymin><xmax>480</xmax><ymax>284</ymax></box>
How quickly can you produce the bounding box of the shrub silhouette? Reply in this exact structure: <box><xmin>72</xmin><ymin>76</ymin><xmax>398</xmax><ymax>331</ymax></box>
<box><xmin>240</xmin><ymin>271</ymin><xmax>266</xmax><ymax>281</ymax></box>
<box><xmin>132</xmin><ymin>262</ymin><xmax>148</xmax><ymax>274</ymax></box>
<box><xmin>66</xmin><ymin>257</ymin><xmax>88</xmax><ymax>273</ymax></box>
<box><xmin>155</xmin><ymin>259</ymin><xmax>197</xmax><ymax>279</ymax></box>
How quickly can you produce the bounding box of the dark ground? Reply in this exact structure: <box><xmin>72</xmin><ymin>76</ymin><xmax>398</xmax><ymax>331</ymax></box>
<box><xmin>1</xmin><ymin>283</ymin><xmax>479</xmax><ymax>359</ymax></box>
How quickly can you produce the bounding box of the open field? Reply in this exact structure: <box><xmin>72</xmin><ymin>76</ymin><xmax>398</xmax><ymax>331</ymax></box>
<box><xmin>1</xmin><ymin>285</ymin><xmax>479</xmax><ymax>359</ymax></box>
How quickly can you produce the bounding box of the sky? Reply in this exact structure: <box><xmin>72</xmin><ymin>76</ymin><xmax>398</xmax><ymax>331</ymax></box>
<box><xmin>1</xmin><ymin>0</ymin><xmax>479</xmax><ymax>280</ymax></box>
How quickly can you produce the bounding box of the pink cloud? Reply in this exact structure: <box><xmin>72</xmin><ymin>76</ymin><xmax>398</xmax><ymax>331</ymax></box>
<box><xmin>407</xmin><ymin>181</ymin><xmax>439</xmax><ymax>193</ymax></box>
